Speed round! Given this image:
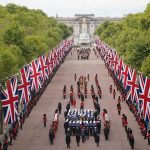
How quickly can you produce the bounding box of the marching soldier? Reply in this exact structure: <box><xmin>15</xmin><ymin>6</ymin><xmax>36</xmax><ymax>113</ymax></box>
<box><xmin>66</xmin><ymin>132</ymin><xmax>71</xmax><ymax>148</ymax></box>
<box><xmin>113</xmin><ymin>89</ymin><xmax>116</xmax><ymax>99</ymax></box>
<box><xmin>94</xmin><ymin>133</ymin><xmax>100</xmax><ymax>147</ymax></box>
<box><xmin>74</xmin><ymin>73</ymin><xmax>77</xmax><ymax>81</ymax></box>
<box><xmin>80</xmin><ymin>101</ymin><xmax>84</xmax><ymax>110</ymax></box>
<box><xmin>118</xmin><ymin>96</ymin><xmax>121</xmax><ymax>103</ymax></box>
<box><xmin>73</xmin><ymin>98</ymin><xmax>76</xmax><ymax>108</ymax></box>
<box><xmin>117</xmin><ymin>102</ymin><xmax>121</xmax><ymax>115</ymax></box>
<box><xmin>49</xmin><ymin>128</ymin><xmax>55</xmax><ymax>145</ymax></box>
<box><xmin>43</xmin><ymin>114</ymin><xmax>47</xmax><ymax>127</ymax></box>
<box><xmin>76</xmin><ymin>133</ymin><xmax>80</xmax><ymax>146</ymax></box>
<box><xmin>148</xmin><ymin>130</ymin><xmax>150</xmax><ymax>145</ymax></box>
<box><xmin>109</xmin><ymin>85</ymin><xmax>112</xmax><ymax>94</ymax></box>
<box><xmin>58</xmin><ymin>102</ymin><xmax>62</xmax><ymax>114</ymax></box>
<box><xmin>128</xmin><ymin>130</ymin><xmax>135</xmax><ymax>149</ymax></box>
<box><xmin>0</xmin><ymin>143</ymin><xmax>2</xmax><ymax>150</ymax></box>
<box><xmin>122</xmin><ymin>115</ymin><xmax>128</xmax><ymax>131</ymax></box>
<box><xmin>104</xmin><ymin>121</ymin><xmax>110</xmax><ymax>140</ymax></box>
<box><xmin>87</xmin><ymin>74</ymin><xmax>90</xmax><ymax>81</ymax></box>
<box><xmin>63</xmin><ymin>88</ymin><xmax>66</xmax><ymax>99</ymax></box>
<box><xmin>84</xmin><ymin>88</ymin><xmax>87</xmax><ymax>99</ymax></box>
<box><xmin>78</xmin><ymin>89</ymin><xmax>81</xmax><ymax>99</ymax></box>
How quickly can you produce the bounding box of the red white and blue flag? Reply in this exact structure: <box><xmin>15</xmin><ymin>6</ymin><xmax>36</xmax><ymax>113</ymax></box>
<box><xmin>0</xmin><ymin>77</ymin><xmax>18</xmax><ymax>124</ymax></box>
<box><xmin>126</xmin><ymin>68</ymin><xmax>139</xmax><ymax>103</ymax></box>
<box><xmin>47</xmin><ymin>52</ymin><xmax>54</xmax><ymax>74</ymax></box>
<box><xmin>111</xmin><ymin>53</ymin><xmax>119</xmax><ymax>75</ymax></box>
<box><xmin>121</xmin><ymin>63</ymin><xmax>129</xmax><ymax>89</ymax></box>
<box><xmin>39</xmin><ymin>55</ymin><xmax>49</xmax><ymax>81</ymax></box>
<box><xmin>53</xmin><ymin>48</ymin><xmax>59</xmax><ymax>66</ymax></box>
<box><xmin>29</xmin><ymin>59</ymin><xmax>43</xmax><ymax>92</ymax></box>
<box><xmin>18</xmin><ymin>65</ymin><xmax>31</xmax><ymax>104</ymax></box>
<box><xmin>138</xmin><ymin>75</ymin><xmax>150</xmax><ymax>121</ymax></box>
<box><xmin>117</xmin><ymin>58</ymin><xmax>123</xmax><ymax>81</ymax></box>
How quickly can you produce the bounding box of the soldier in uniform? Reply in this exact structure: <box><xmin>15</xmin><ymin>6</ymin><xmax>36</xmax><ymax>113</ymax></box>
<box><xmin>104</xmin><ymin>121</ymin><xmax>109</xmax><ymax>140</ymax></box>
<box><xmin>80</xmin><ymin>93</ymin><xmax>84</xmax><ymax>102</ymax></box>
<box><xmin>148</xmin><ymin>130</ymin><xmax>150</xmax><ymax>145</ymax></box>
<box><xmin>43</xmin><ymin>114</ymin><xmax>47</xmax><ymax>127</ymax></box>
<box><xmin>73</xmin><ymin>98</ymin><xmax>76</xmax><ymax>108</ymax></box>
<box><xmin>0</xmin><ymin>142</ymin><xmax>2</xmax><ymax>150</ymax></box>
<box><xmin>118</xmin><ymin>96</ymin><xmax>121</xmax><ymax>103</ymax></box>
<box><xmin>66</xmin><ymin>102</ymin><xmax>70</xmax><ymax>113</ymax></box>
<box><xmin>117</xmin><ymin>102</ymin><xmax>121</xmax><ymax>115</ymax></box>
<box><xmin>128</xmin><ymin>130</ymin><xmax>135</xmax><ymax>149</ymax></box>
<box><xmin>80</xmin><ymin>101</ymin><xmax>84</xmax><ymax>110</ymax></box>
<box><xmin>109</xmin><ymin>85</ymin><xmax>112</xmax><ymax>94</ymax></box>
<box><xmin>58</xmin><ymin>102</ymin><xmax>62</xmax><ymax>114</ymax></box>
<box><xmin>87</xmin><ymin>74</ymin><xmax>90</xmax><ymax>81</ymax></box>
<box><xmin>49</xmin><ymin>128</ymin><xmax>55</xmax><ymax>145</ymax></box>
<box><xmin>76</xmin><ymin>132</ymin><xmax>80</xmax><ymax>146</ymax></box>
<box><xmin>113</xmin><ymin>89</ymin><xmax>116</xmax><ymax>99</ymax></box>
<box><xmin>94</xmin><ymin>133</ymin><xmax>100</xmax><ymax>147</ymax></box>
<box><xmin>74</xmin><ymin>73</ymin><xmax>77</xmax><ymax>81</ymax></box>
<box><xmin>63</xmin><ymin>88</ymin><xmax>66</xmax><ymax>99</ymax></box>
<box><xmin>66</xmin><ymin>132</ymin><xmax>71</xmax><ymax>148</ymax></box>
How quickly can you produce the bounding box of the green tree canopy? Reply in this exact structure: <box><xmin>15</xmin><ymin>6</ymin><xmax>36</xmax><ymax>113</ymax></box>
<box><xmin>0</xmin><ymin>3</ymin><xmax>73</xmax><ymax>82</ymax></box>
<box><xmin>95</xmin><ymin>3</ymin><xmax>150</xmax><ymax>77</ymax></box>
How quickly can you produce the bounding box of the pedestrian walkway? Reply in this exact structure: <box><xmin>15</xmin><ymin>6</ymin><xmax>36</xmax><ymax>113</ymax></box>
<box><xmin>9</xmin><ymin>47</ymin><xmax>149</xmax><ymax>150</ymax></box>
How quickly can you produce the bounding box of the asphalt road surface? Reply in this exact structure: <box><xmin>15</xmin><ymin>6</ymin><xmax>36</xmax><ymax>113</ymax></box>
<box><xmin>9</xmin><ymin>48</ymin><xmax>149</xmax><ymax>150</ymax></box>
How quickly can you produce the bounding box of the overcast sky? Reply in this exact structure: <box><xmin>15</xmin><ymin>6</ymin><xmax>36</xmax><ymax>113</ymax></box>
<box><xmin>0</xmin><ymin>0</ymin><xmax>150</xmax><ymax>17</ymax></box>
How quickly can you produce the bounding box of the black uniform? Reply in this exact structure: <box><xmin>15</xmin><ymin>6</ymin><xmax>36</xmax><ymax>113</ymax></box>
<box><xmin>49</xmin><ymin>129</ymin><xmax>54</xmax><ymax>145</ymax></box>
<box><xmin>76</xmin><ymin>134</ymin><xmax>80</xmax><ymax>146</ymax></box>
<box><xmin>66</xmin><ymin>133</ymin><xmax>71</xmax><ymax>148</ymax></box>
<box><xmin>58</xmin><ymin>102</ymin><xmax>62</xmax><ymax>114</ymax></box>
<box><xmin>94</xmin><ymin>134</ymin><xmax>100</xmax><ymax>147</ymax></box>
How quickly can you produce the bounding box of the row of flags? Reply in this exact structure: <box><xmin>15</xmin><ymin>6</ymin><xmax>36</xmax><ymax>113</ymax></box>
<box><xmin>96</xmin><ymin>39</ymin><xmax>150</xmax><ymax>123</ymax></box>
<box><xmin>0</xmin><ymin>39</ymin><xmax>73</xmax><ymax>124</ymax></box>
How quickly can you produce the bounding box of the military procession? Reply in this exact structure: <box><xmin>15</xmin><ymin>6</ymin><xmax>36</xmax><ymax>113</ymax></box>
<box><xmin>0</xmin><ymin>40</ymin><xmax>149</xmax><ymax>150</ymax></box>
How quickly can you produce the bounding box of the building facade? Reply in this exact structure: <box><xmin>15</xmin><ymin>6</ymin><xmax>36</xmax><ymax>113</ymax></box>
<box><xmin>56</xmin><ymin>14</ymin><xmax>121</xmax><ymax>44</ymax></box>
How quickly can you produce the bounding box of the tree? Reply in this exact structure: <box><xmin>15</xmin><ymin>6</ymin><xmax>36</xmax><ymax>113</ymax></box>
<box><xmin>3</xmin><ymin>23</ymin><xmax>25</xmax><ymax>48</ymax></box>
<box><xmin>140</xmin><ymin>55</ymin><xmax>150</xmax><ymax>77</ymax></box>
<box><xmin>95</xmin><ymin>3</ymin><xmax>150</xmax><ymax>77</ymax></box>
<box><xmin>6</xmin><ymin>3</ymin><xmax>18</xmax><ymax>14</ymax></box>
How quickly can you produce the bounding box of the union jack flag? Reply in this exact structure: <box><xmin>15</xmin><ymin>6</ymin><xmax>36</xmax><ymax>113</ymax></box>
<box><xmin>0</xmin><ymin>77</ymin><xmax>18</xmax><ymax>124</ymax></box>
<box><xmin>18</xmin><ymin>65</ymin><xmax>31</xmax><ymax>104</ymax></box>
<box><xmin>111</xmin><ymin>53</ymin><xmax>119</xmax><ymax>75</ymax></box>
<box><xmin>47</xmin><ymin>52</ymin><xmax>54</xmax><ymax>74</ymax></box>
<box><xmin>39</xmin><ymin>55</ymin><xmax>49</xmax><ymax>81</ymax></box>
<box><xmin>117</xmin><ymin>58</ymin><xmax>123</xmax><ymax>81</ymax></box>
<box><xmin>29</xmin><ymin>59</ymin><xmax>43</xmax><ymax>92</ymax></box>
<box><xmin>53</xmin><ymin>49</ymin><xmax>59</xmax><ymax>66</ymax></box>
<box><xmin>121</xmin><ymin>63</ymin><xmax>129</xmax><ymax>89</ymax></box>
<box><xmin>126</xmin><ymin>68</ymin><xmax>139</xmax><ymax>103</ymax></box>
<box><xmin>138</xmin><ymin>75</ymin><xmax>150</xmax><ymax>121</ymax></box>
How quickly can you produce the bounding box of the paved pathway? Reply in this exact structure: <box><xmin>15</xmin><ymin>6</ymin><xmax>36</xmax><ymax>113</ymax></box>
<box><xmin>9</xmin><ymin>48</ymin><xmax>149</xmax><ymax>150</ymax></box>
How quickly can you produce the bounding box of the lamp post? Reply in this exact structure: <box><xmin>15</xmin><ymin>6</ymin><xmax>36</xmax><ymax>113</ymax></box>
<box><xmin>0</xmin><ymin>84</ymin><xmax>3</xmax><ymax>134</ymax></box>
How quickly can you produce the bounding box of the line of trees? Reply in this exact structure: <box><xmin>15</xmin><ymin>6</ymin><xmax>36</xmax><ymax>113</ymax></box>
<box><xmin>95</xmin><ymin>4</ymin><xmax>150</xmax><ymax>77</ymax></box>
<box><xmin>0</xmin><ymin>3</ymin><xmax>73</xmax><ymax>83</ymax></box>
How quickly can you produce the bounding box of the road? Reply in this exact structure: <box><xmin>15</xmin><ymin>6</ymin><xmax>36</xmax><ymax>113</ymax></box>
<box><xmin>9</xmin><ymin>47</ymin><xmax>149</xmax><ymax>150</ymax></box>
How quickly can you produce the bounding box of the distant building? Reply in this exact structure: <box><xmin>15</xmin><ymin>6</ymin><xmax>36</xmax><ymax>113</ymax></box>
<box><xmin>56</xmin><ymin>14</ymin><xmax>121</xmax><ymax>45</ymax></box>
